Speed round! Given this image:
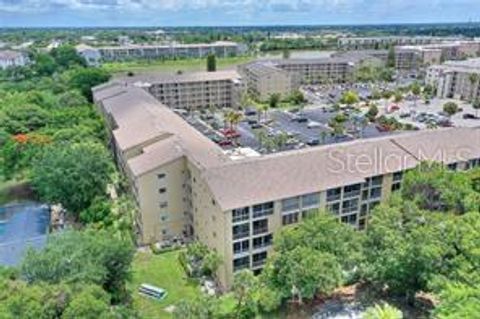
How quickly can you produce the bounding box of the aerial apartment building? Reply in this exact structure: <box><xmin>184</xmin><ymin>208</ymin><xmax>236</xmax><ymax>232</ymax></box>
<box><xmin>94</xmin><ymin>73</ymin><xmax>480</xmax><ymax>289</ymax></box>
<box><xmin>395</xmin><ymin>41</ymin><xmax>480</xmax><ymax>70</ymax></box>
<box><xmin>426</xmin><ymin>58</ymin><xmax>480</xmax><ymax>100</ymax></box>
<box><xmin>337</xmin><ymin>36</ymin><xmax>463</xmax><ymax>50</ymax></box>
<box><xmin>76</xmin><ymin>41</ymin><xmax>244</xmax><ymax>65</ymax></box>
<box><xmin>126</xmin><ymin>70</ymin><xmax>244</xmax><ymax>111</ymax></box>
<box><xmin>239</xmin><ymin>55</ymin><xmax>381</xmax><ymax>100</ymax></box>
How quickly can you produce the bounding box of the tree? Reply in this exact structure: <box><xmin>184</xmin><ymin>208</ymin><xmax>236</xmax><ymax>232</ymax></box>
<box><xmin>68</xmin><ymin>68</ymin><xmax>111</xmax><ymax>101</ymax></box>
<box><xmin>51</xmin><ymin>45</ymin><xmax>87</xmax><ymax>70</ymax></box>
<box><xmin>340</xmin><ymin>90</ymin><xmax>359</xmax><ymax>106</ymax></box>
<box><xmin>363</xmin><ymin>303</ymin><xmax>403</xmax><ymax>319</ymax></box>
<box><xmin>443</xmin><ymin>102</ymin><xmax>459</xmax><ymax>117</ymax></box>
<box><xmin>366</xmin><ymin>104</ymin><xmax>379</xmax><ymax>122</ymax></box>
<box><xmin>21</xmin><ymin>229</ymin><xmax>134</xmax><ymax>303</ymax></box>
<box><xmin>363</xmin><ymin>197</ymin><xmax>447</xmax><ymax>302</ymax></box>
<box><xmin>410</xmin><ymin>83</ymin><xmax>421</xmax><ymax>107</ymax></box>
<box><xmin>289</xmin><ymin>90</ymin><xmax>306</xmax><ymax>105</ymax></box>
<box><xmin>233</xmin><ymin>270</ymin><xmax>258</xmax><ymax>319</ymax></box>
<box><xmin>31</xmin><ymin>142</ymin><xmax>113</xmax><ymax>215</ymax></box>
<box><xmin>282</xmin><ymin>49</ymin><xmax>290</xmax><ymax>59</ymax></box>
<box><xmin>434</xmin><ymin>283</ymin><xmax>480</xmax><ymax>319</ymax></box>
<box><xmin>207</xmin><ymin>53</ymin><xmax>216</xmax><ymax>72</ymax></box>
<box><xmin>264</xmin><ymin>246</ymin><xmax>342</xmax><ymax>303</ymax></box>
<box><xmin>62</xmin><ymin>285</ymin><xmax>115</xmax><ymax>319</ymax></box>
<box><xmin>268</xmin><ymin>93</ymin><xmax>281</xmax><ymax>109</ymax></box>
<box><xmin>401</xmin><ymin>162</ymin><xmax>480</xmax><ymax>214</ymax></box>
<box><xmin>472</xmin><ymin>99</ymin><xmax>480</xmax><ymax>117</ymax></box>
<box><xmin>174</xmin><ymin>295</ymin><xmax>221</xmax><ymax>319</ymax></box>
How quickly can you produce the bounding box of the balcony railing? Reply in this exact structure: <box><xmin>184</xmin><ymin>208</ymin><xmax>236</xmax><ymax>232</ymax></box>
<box><xmin>233</xmin><ymin>231</ymin><xmax>250</xmax><ymax>240</ymax></box>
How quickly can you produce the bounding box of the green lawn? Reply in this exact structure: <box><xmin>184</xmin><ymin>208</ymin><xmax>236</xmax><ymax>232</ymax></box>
<box><xmin>103</xmin><ymin>56</ymin><xmax>255</xmax><ymax>76</ymax></box>
<box><xmin>130</xmin><ymin>250</ymin><xmax>236</xmax><ymax>319</ymax></box>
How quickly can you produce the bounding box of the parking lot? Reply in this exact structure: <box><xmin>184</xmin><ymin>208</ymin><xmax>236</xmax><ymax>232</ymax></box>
<box><xmin>177</xmin><ymin>103</ymin><xmax>401</xmax><ymax>155</ymax></box>
<box><xmin>381</xmin><ymin>98</ymin><xmax>480</xmax><ymax>129</ymax></box>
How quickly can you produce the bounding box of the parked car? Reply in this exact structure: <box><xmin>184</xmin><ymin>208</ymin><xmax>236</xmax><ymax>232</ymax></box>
<box><xmin>244</xmin><ymin>108</ymin><xmax>257</xmax><ymax>116</ymax></box>
<box><xmin>307</xmin><ymin>121</ymin><xmax>322</xmax><ymax>129</ymax></box>
<box><xmin>306</xmin><ymin>138</ymin><xmax>320</xmax><ymax>146</ymax></box>
<box><xmin>463</xmin><ymin>113</ymin><xmax>478</xmax><ymax>120</ymax></box>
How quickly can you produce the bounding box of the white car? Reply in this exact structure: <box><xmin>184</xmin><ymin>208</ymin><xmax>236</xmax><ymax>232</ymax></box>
<box><xmin>307</xmin><ymin>121</ymin><xmax>322</xmax><ymax>129</ymax></box>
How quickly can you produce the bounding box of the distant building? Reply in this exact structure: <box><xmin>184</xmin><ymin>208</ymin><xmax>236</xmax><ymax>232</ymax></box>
<box><xmin>0</xmin><ymin>50</ymin><xmax>29</xmax><ymax>69</ymax></box>
<box><xmin>239</xmin><ymin>53</ymin><xmax>383</xmax><ymax>100</ymax></box>
<box><xmin>338</xmin><ymin>36</ymin><xmax>464</xmax><ymax>50</ymax></box>
<box><xmin>76</xmin><ymin>44</ymin><xmax>102</xmax><ymax>66</ymax></box>
<box><xmin>395</xmin><ymin>41</ymin><xmax>480</xmax><ymax>70</ymax></box>
<box><xmin>426</xmin><ymin>58</ymin><xmax>480</xmax><ymax>100</ymax></box>
<box><xmin>76</xmin><ymin>41</ymin><xmax>244</xmax><ymax>65</ymax></box>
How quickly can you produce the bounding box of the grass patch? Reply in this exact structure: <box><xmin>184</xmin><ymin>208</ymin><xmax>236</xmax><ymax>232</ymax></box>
<box><xmin>129</xmin><ymin>250</ymin><xmax>200</xmax><ymax>319</ymax></box>
<box><xmin>103</xmin><ymin>56</ymin><xmax>255</xmax><ymax>76</ymax></box>
<box><xmin>130</xmin><ymin>250</ymin><xmax>236</xmax><ymax>318</ymax></box>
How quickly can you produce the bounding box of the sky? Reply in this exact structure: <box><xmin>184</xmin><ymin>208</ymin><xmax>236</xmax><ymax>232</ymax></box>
<box><xmin>0</xmin><ymin>0</ymin><xmax>479</xmax><ymax>27</ymax></box>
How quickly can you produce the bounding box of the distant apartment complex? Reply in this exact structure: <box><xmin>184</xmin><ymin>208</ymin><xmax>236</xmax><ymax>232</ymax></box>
<box><xmin>76</xmin><ymin>41</ymin><xmax>244</xmax><ymax>65</ymax></box>
<box><xmin>0</xmin><ymin>50</ymin><xmax>29</xmax><ymax>69</ymax></box>
<box><xmin>395</xmin><ymin>41</ymin><xmax>480</xmax><ymax>70</ymax></box>
<box><xmin>338</xmin><ymin>36</ymin><xmax>464</xmax><ymax>50</ymax></box>
<box><xmin>239</xmin><ymin>54</ymin><xmax>383</xmax><ymax>100</ymax></box>
<box><xmin>93</xmin><ymin>69</ymin><xmax>480</xmax><ymax>289</ymax></box>
<box><xmin>426</xmin><ymin>58</ymin><xmax>480</xmax><ymax>100</ymax></box>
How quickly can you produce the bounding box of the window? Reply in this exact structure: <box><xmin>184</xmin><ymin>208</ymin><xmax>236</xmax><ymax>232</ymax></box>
<box><xmin>233</xmin><ymin>240</ymin><xmax>250</xmax><ymax>255</ymax></box>
<box><xmin>370</xmin><ymin>175</ymin><xmax>383</xmax><ymax>187</ymax></box>
<box><xmin>159</xmin><ymin>202</ymin><xmax>168</xmax><ymax>209</ymax></box>
<box><xmin>253</xmin><ymin>219</ymin><xmax>268</xmax><ymax>235</ymax></box>
<box><xmin>362</xmin><ymin>189</ymin><xmax>369</xmax><ymax>200</ymax></box>
<box><xmin>370</xmin><ymin>187</ymin><xmax>382</xmax><ymax>199</ymax></box>
<box><xmin>232</xmin><ymin>207</ymin><xmax>250</xmax><ymax>223</ymax></box>
<box><xmin>393</xmin><ymin>171</ymin><xmax>403</xmax><ymax>182</ymax></box>
<box><xmin>233</xmin><ymin>256</ymin><xmax>250</xmax><ymax>271</ymax></box>
<box><xmin>301</xmin><ymin>193</ymin><xmax>320</xmax><ymax>208</ymax></box>
<box><xmin>157</xmin><ymin>173</ymin><xmax>166</xmax><ymax>179</ymax></box>
<box><xmin>158</xmin><ymin>188</ymin><xmax>166</xmax><ymax>194</ymax></box>
<box><xmin>282</xmin><ymin>212</ymin><xmax>299</xmax><ymax>225</ymax></box>
<box><xmin>343</xmin><ymin>184</ymin><xmax>361</xmax><ymax>198</ymax></box>
<box><xmin>360</xmin><ymin>203</ymin><xmax>368</xmax><ymax>216</ymax></box>
<box><xmin>252</xmin><ymin>202</ymin><xmax>274</xmax><ymax>218</ymax></box>
<box><xmin>281</xmin><ymin>197</ymin><xmax>300</xmax><ymax>212</ymax></box>
<box><xmin>253</xmin><ymin>234</ymin><xmax>273</xmax><ymax>250</ymax></box>
<box><xmin>342</xmin><ymin>198</ymin><xmax>359</xmax><ymax>214</ymax></box>
<box><xmin>232</xmin><ymin>223</ymin><xmax>250</xmax><ymax>240</ymax></box>
<box><xmin>447</xmin><ymin>163</ymin><xmax>458</xmax><ymax>171</ymax></box>
<box><xmin>359</xmin><ymin>218</ymin><xmax>366</xmax><ymax>230</ymax></box>
<box><xmin>327</xmin><ymin>188</ymin><xmax>342</xmax><ymax>202</ymax></box>
<box><xmin>252</xmin><ymin>252</ymin><xmax>268</xmax><ymax>268</ymax></box>
<box><xmin>391</xmin><ymin>183</ymin><xmax>401</xmax><ymax>192</ymax></box>
<box><xmin>327</xmin><ymin>202</ymin><xmax>340</xmax><ymax>215</ymax></box>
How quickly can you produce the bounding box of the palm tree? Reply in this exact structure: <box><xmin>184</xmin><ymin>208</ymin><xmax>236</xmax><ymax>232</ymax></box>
<box><xmin>469</xmin><ymin>73</ymin><xmax>479</xmax><ymax>101</ymax></box>
<box><xmin>473</xmin><ymin>99</ymin><xmax>480</xmax><ymax>118</ymax></box>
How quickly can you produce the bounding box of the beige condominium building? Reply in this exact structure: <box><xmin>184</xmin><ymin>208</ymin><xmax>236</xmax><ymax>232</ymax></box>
<box><xmin>239</xmin><ymin>55</ymin><xmax>382</xmax><ymax>100</ymax></box>
<box><xmin>395</xmin><ymin>41</ymin><xmax>480</xmax><ymax>70</ymax></box>
<box><xmin>124</xmin><ymin>70</ymin><xmax>244</xmax><ymax>111</ymax></box>
<box><xmin>76</xmin><ymin>41</ymin><xmax>244</xmax><ymax>65</ymax></box>
<box><xmin>93</xmin><ymin>71</ymin><xmax>480</xmax><ymax>290</ymax></box>
<box><xmin>426</xmin><ymin>58</ymin><xmax>480</xmax><ymax>101</ymax></box>
<box><xmin>337</xmin><ymin>36</ymin><xmax>464</xmax><ymax>50</ymax></box>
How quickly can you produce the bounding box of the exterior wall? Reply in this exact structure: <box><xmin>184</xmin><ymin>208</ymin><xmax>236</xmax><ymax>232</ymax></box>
<box><xmin>277</xmin><ymin>61</ymin><xmax>354</xmax><ymax>84</ymax></box>
<box><xmin>0</xmin><ymin>52</ymin><xmax>28</xmax><ymax>69</ymax></box>
<box><xmin>220</xmin><ymin>171</ymin><xmax>403</xmax><ymax>288</ymax></box>
<box><xmin>337</xmin><ymin>37</ymin><xmax>459</xmax><ymax>50</ymax></box>
<box><xmin>238</xmin><ymin>64</ymin><xmax>295</xmax><ymax>100</ymax></box>
<box><xmin>148</xmin><ymin>78</ymin><xmax>241</xmax><ymax>110</ymax></box>
<box><xmin>97</xmin><ymin>43</ymin><xmax>240</xmax><ymax>62</ymax></box>
<box><xmin>132</xmin><ymin>157</ymin><xmax>189</xmax><ymax>245</ymax></box>
<box><xmin>427</xmin><ymin>66</ymin><xmax>480</xmax><ymax>101</ymax></box>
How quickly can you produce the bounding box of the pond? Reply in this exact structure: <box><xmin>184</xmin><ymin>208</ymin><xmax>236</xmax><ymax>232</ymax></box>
<box><xmin>0</xmin><ymin>202</ymin><xmax>50</xmax><ymax>266</ymax></box>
